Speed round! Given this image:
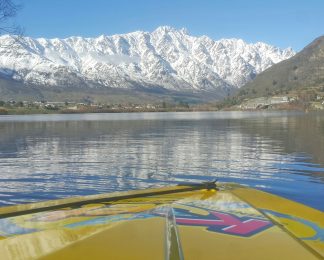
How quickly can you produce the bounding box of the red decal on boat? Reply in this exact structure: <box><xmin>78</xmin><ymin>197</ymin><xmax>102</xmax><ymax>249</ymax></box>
<box><xmin>175</xmin><ymin>209</ymin><xmax>272</xmax><ymax>237</ymax></box>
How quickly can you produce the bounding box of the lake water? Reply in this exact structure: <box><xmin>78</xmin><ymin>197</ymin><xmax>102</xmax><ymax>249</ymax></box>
<box><xmin>0</xmin><ymin>111</ymin><xmax>323</xmax><ymax>211</ymax></box>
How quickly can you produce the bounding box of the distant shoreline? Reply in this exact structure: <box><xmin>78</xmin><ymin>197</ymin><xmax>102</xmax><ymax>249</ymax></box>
<box><xmin>0</xmin><ymin>98</ymin><xmax>322</xmax><ymax>116</ymax></box>
<box><xmin>0</xmin><ymin>107</ymin><xmax>217</xmax><ymax>115</ymax></box>
<box><xmin>0</xmin><ymin>107</ymin><xmax>315</xmax><ymax>116</ymax></box>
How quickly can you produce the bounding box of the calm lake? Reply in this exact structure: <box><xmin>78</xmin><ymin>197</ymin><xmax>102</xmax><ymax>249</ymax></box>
<box><xmin>0</xmin><ymin>111</ymin><xmax>323</xmax><ymax>211</ymax></box>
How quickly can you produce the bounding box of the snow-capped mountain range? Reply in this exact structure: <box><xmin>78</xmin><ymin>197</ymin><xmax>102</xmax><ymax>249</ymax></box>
<box><xmin>0</xmin><ymin>26</ymin><xmax>295</xmax><ymax>93</ymax></box>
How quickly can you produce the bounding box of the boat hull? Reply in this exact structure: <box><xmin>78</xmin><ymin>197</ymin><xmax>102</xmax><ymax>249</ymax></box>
<box><xmin>0</xmin><ymin>183</ymin><xmax>322</xmax><ymax>259</ymax></box>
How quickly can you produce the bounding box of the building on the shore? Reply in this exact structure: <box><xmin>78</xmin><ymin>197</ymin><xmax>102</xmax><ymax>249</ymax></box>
<box><xmin>240</xmin><ymin>96</ymin><xmax>289</xmax><ymax>110</ymax></box>
<box><xmin>269</xmin><ymin>96</ymin><xmax>289</xmax><ymax>104</ymax></box>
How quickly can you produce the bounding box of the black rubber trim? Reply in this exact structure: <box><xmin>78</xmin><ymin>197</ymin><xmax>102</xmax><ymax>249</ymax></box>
<box><xmin>0</xmin><ymin>185</ymin><xmax>207</xmax><ymax>219</ymax></box>
<box><xmin>177</xmin><ymin>180</ymin><xmax>218</xmax><ymax>190</ymax></box>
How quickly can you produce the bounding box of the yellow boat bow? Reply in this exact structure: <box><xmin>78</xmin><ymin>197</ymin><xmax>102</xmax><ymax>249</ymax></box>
<box><xmin>0</xmin><ymin>182</ymin><xmax>323</xmax><ymax>259</ymax></box>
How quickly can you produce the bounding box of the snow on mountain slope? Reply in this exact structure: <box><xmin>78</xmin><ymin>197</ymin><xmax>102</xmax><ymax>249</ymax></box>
<box><xmin>0</xmin><ymin>26</ymin><xmax>295</xmax><ymax>92</ymax></box>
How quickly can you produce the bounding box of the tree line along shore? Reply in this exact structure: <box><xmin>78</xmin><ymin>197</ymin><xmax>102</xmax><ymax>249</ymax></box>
<box><xmin>0</xmin><ymin>90</ymin><xmax>323</xmax><ymax>115</ymax></box>
<box><xmin>0</xmin><ymin>100</ymin><xmax>221</xmax><ymax>115</ymax></box>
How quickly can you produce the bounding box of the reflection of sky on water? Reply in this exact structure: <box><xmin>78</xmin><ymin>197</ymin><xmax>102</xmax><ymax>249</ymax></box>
<box><xmin>0</xmin><ymin>111</ymin><xmax>323</xmax><ymax>210</ymax></box>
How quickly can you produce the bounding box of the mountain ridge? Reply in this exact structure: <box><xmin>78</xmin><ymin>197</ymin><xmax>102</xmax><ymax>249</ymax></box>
<box><xmin>0</xmin><ymin>26</ymin><xmax>295</xmax><ymax>101</ymax></box>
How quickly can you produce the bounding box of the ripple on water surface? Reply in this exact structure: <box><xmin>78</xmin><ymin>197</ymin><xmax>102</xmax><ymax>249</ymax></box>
<box><xmin>0</xmin><ymin>111</ymin><xmax>323</xmax><ymax>211</ymax></box>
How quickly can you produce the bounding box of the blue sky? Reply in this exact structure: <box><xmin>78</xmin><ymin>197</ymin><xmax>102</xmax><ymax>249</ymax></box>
<box><xmin>14</xmin><ymin>0</ymin><xmax>324</xmax><ymax>50</ymax></box>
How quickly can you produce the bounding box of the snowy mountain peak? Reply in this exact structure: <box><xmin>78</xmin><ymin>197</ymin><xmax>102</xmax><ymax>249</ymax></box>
<box><xmin>153</xmin><ymin>25</ymin><xmax>187</xmax><ymax>34</ymax></box>
<box><xmin>0</xmin><ymin>27</ymin><xmax>295</xmax><ymax>94</ymax></box>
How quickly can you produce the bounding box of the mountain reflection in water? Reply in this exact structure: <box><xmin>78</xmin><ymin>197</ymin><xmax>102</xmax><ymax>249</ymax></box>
<box><xmin>0</xmin><ymin>111</ymin><xmax>323</xmax><ymax>211</ymax></box>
